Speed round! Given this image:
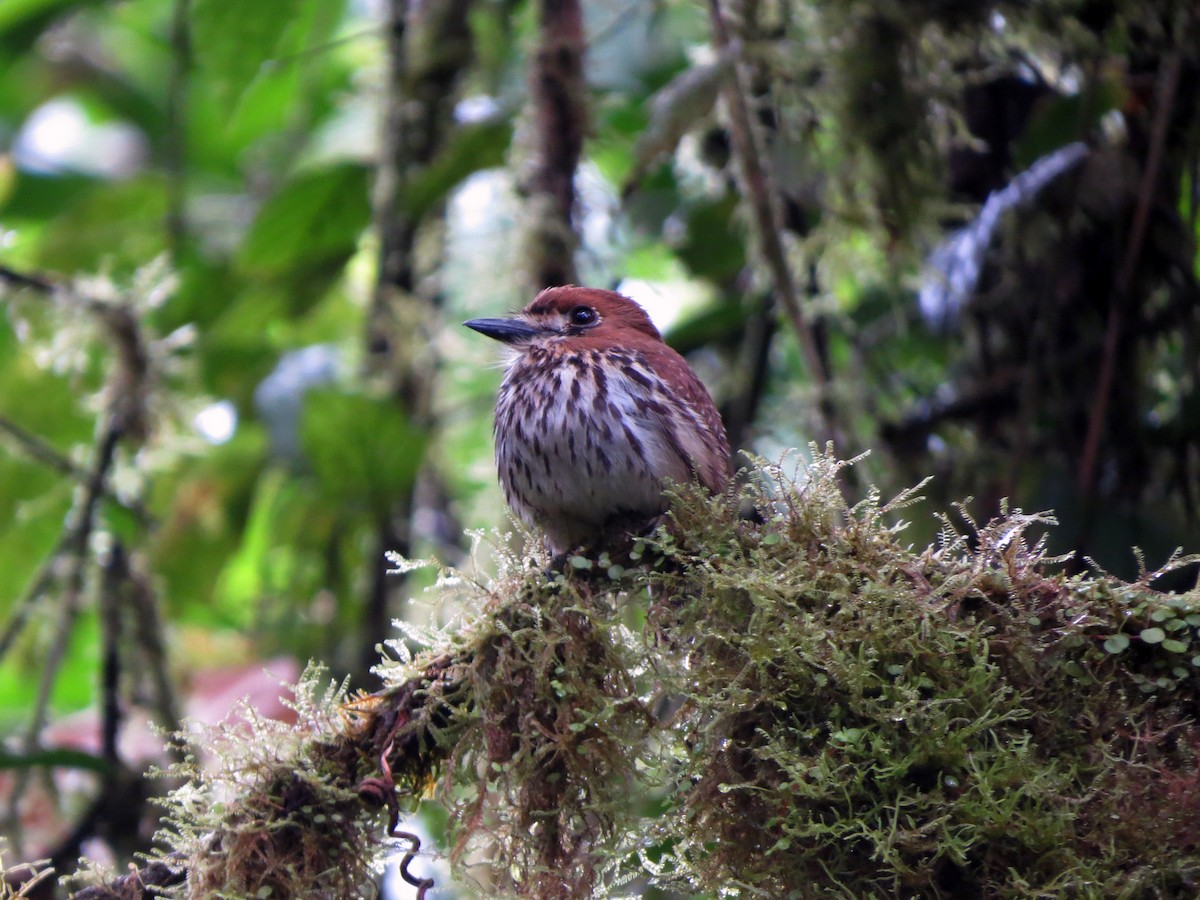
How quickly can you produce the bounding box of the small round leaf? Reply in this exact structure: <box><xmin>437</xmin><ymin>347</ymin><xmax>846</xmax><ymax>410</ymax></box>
<box><xmin>1103</xmin><ymin>634</ymin><xmax>1130</xmax><ymax>654</ymax></box>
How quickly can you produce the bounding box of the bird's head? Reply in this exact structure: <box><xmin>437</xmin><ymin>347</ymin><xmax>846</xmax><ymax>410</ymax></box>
<box><xmin>464</xmin><ymin>285</ymin><xmax>662</xmax><ymax>350</ymax></box>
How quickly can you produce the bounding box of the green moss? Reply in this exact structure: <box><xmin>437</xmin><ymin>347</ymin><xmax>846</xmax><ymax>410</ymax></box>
<box><xmin>146</xmin><ymin>672</ymin><xmax>385</xmax><ymax>899</ymax></box>
<box><xmin>106</xmin><ymin>451</ymin><xmax>1200</xmax><ymax>898</ymax></box>
<box><xmin>421</xmin><ymin>448</ymin><xmax>1200</xmax><ymax>896</ymax></box>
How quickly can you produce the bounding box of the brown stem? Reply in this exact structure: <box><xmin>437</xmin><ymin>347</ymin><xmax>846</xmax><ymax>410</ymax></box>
<box><xmin>124</xmin><ymin>553</ymin><xmax>186</xmax><ymax>761</ymax></box>
<box><xmin>3</xmin><ymin>422</ymin><xmax>122</xmax><ymax>850</ymax></box>
<box><xmin>99</xmin><ymin>543</ymin><xmax>127</xmax><ymax>768</ymax></box>
<box><xmin>723</xmin><ymin>289</ymin><xmax>777</xmax><ymax>455</ymax></box>
<box><xmin>366</xmin><ymin>0</ymin><xmax>475</xmax><ymax>694</ymax></box>
<box><xmin>1077</xmin><ymin>49</ymin><xmax>1183</xmax><ymax>501</ymax></box>
<box><xmin>706</xmin><ymin>0</ymin><xmax>837</xmax><ymax>447</ymax></box>
<box><xmin>0</xmin><ymin>263</ymin><xmax>54</xmax><ymax>293</ymax></box>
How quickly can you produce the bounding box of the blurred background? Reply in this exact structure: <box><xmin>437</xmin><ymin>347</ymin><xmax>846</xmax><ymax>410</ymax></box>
<box><xmin>0</xmin><ymin>0</ymin><xmax>1197</xmax><ymax>890</ymax></box>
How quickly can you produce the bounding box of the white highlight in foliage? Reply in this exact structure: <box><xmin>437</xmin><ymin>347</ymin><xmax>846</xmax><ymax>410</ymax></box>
<box><xmin>919</xmin><ymin>142</ymin><xmax>1090</xmax><ymax>327</ymax></box>
<box><xmin>615</xmin><ymin>278</ymin><xmax>690</xmax><ymax>333</ymax></box>
<box><xmin>15</xmin><ymin>97</ymin><xmax>147</xmax><ymax>177</ymax></box>
<box><xmin>194</xmin><ymin>400</ymin><xmax>237</xmax><ymax>445</ymax></box>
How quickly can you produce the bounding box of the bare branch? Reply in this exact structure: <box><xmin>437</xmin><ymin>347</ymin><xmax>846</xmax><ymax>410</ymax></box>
<box><xmin>524</xmin><ymin>0</ymin><xmax>586</xmax><ymax>291</ymax></box>
<box><xmin>706</xmin><ymin>0</ymin><xmax>838</xmax><ymax>446</ymax></box>
<box><xmin>1077</xmin><ymin>46</ymin><xmax>1184</xmax><ymax>500</ymax></box>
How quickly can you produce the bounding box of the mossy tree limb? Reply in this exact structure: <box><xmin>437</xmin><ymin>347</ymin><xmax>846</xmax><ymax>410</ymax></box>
<box><xmin>64</xmin><ymin>451</ymin><xmax>1200</xmax><ymax>898</ymax></box>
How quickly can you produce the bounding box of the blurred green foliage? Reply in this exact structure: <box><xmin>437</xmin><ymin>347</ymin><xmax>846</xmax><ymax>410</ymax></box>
<box><xmin>0</xmin><ymin>0</ymin><xmax>1198</xmax><ymax>890</ymax></box>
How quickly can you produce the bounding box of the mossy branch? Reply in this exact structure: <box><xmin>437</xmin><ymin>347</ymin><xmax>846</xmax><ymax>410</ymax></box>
<box><xmin>64</xmin><ymin>450</ymin><xmax>1200</xmax><ymax>899</ymax></box>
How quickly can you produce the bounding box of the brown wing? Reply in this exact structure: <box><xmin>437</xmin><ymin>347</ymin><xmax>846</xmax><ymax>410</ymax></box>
<box><xmin>643</xmin><ymin>345</ymin><xmax>733</xmax><ymax>493</ymax></box>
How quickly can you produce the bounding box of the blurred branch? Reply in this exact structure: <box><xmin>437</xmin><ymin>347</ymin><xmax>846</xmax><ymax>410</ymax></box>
<box><xmin>0</xmin><ymin>415</ymin><xmax>151</xmax><ymax>525</ymax></box>
<box><xmin>99</xmin><ymin>545</ymin><xmax>126</xmax><ymax>768</ymax></box>
<box><xmin>723</xmin><ymin>289</ymin><xmax>777</xmax><ymax>454</ymax></box>
<box><xmin>0</xmin><ymin>415</ymin><xmax>94</xmax><ymax>485</ymax></box>
<box><xmin>0</xmin><ymin>264</ymin><xmax>55</xmax><ymax>293</ymax></box>
<box><xmin>706</xmin><ymin>0</ymin><xmax>838</xmax><ymax>447</ymax></box>
<box><xmin>0</xmin><ymin>534</ymin><xmax>70</xmax><ymax>664</ymax></box>
<box><xmin>365</xmin><ymin>0</ymin><xmax>474</xmax><ymax>686</ymax></box>
<box><xmin>523</xmin><ymin>0</ymin><xmax>585</xmax><ymax>291</ymax></box>
<box><xmin>1077</xmin><ymin>47</ymin><xmax>1183</xmax><ymax>502</ymax></box>
<box><xmin>364</xmin><ymin>515</ymin><xmax>402</xmax><ymax>680</ymax></box>
<box><xmin>126</xmin><ymin>560</ymin><xmax>185</xmax><ymax>759</ymax></box>
<box><xmin>3</xmin><ymin>421</ymin><xmax>122</xmax><ymax>851</ymax></box>
<box><xmin>164</xmin><ymin>0</ymin><xmax>191</xmax><ymax>262</ymax></box>
<box><xmin>369</xmin><ymin>0</ymin><xmax>473</xmax><ymax>406</ymax></box>
<box><xmin>32</xmin><ymin>545</ymin><xmax>163</xmax><ymax>881</ymax></box>
<box><xmin>0</xmin><ymin>266</ymin><xmax>172</xmax><ymax>868</ymax></box>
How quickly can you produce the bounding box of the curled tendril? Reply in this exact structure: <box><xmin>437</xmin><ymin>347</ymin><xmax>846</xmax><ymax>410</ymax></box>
<box><xmin>356</xmin><ymin>739</ymin><xmax>436</xmax><ymax>899</ymax></box>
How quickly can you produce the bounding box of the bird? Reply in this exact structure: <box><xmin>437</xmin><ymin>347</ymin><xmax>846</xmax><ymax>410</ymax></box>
<box><xmin>465</xmin><ymin>285</ymin><xmax>732</xmax><ymax>557</ymax></box>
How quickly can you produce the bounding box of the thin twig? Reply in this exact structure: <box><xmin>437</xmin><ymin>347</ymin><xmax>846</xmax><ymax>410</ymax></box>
<box><xmin>0</xmin><ymin>264</ymin><xmax>55</xmax><ymax>293</ymax></box>
<box><xmin>26</xmin><ymin>421</ymin><xmax>121</xmax><ymax>746</ymax></box>
<box><xmin>1077</xmin><ymin>48</ymin><xmax>1183</xmax><ymax>500</ymax></box>
<box><xmin>4</xmin><ymin>422</ymin><xmax>123</xmax><ymax>846</ymax></box>
<box><xmin>126</xmin><ymin>555</ymin><xmax>185</xmax><ymax>760</ymax></box>
<box><xmin>706</xmin><ymin>0</ymin><xmax>836</xmax><ymax>446</ymax></box>
<box><xmin>0</xmin><ymin>414</ymin><xmax>90</xmax><ymax>481</ymax></box>
<box><xmin>724</xmin><ymin>289</ymin><xmax>777</xmax><ymax>454</ymax></box>
<box><xmin>0</xmin><ymin>532</ymin><xmax>72</xmax><ymax>665</ymax></box>
<box><xmin>99</xmin><ymin>542</ymin><xmax>128</xmax><ymax>768</ymax></box>
<box><xmin>164</xmin><ymin>0</ymin><xmax>192</xmax><ymax>263</ymax></box>
<box><xmin>262</xmin><ymin>25</ymin><xmax>383</xmax><ymax>68</ymax></box>
<box><xmin>0</xmin><ymin>414</ymin><xmax>151</xmax><ymax>525</ymax></box>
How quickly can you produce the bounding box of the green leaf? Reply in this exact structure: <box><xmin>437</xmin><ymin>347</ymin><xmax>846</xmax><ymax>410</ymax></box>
<box><xmin>673</xmin><ymin>193</ymin><xmax>746</xmax><ymax>281</ymax></box>
<box><xmin>830</xmin><ymin>727</ymin><xmax>864</xmax><ymax>746</ymax></box>
<box><xmin>299</xmin><ymin>389</ymin><xmax>426</xmax><ymax>512</ymax></box>
<box><xmin>1012</xmin><ymin>77</ymin><xmax>1123</xmax><ymax>170</ymax></box>
<box><xmin>1102</xmin><ymin>634</ymin><xmax>1130</xmax><ymax>654</ymax></box>
<box><xmin>665</xmin><ymin>301</ymin><xmax>750</xmax><ymax>356</ymax></box>
<box><xmin>214</xmin><ymin>467</ymin><xmax>290</xmax><ymax>620</ymax></box>
<box><xmin>34</xmin><ymin>176</ymin><xmax>167</xmax><ymax>275</ymax></box>
<box><xmin>1139</xmin><ymin>627</ymin><xmax>1166</xmax><ymax>645</ymax></box>
<box><xmin>1161</xmin><ymin>639</ymin><xmax>1189</xmax><ymax>654</ymax></box>
<box><xmin>402</xmin><ymin>118</ymin><xmax>514</xmax><ymax>221</ymax></box>
<box><xmin>0</xmin><ymin>0</ymin><xmax>103</xmax><ymax>45</ymax></box>
<box><xmin>0</xmin><ymin>171</ymin><xmax>97</xmax><ymax>219</ymax></box>
<box><xmin>191</xmin><ymin>0</ymin><xmax>307</xmax><ymax>115</ymax></box>
<box><xmin>0</xmin><ymin>746</ymin><xmax>110</xmax><ymax>774</ymax></box>
<box><xmin>239</xmin><ymin>163</ymin><xmax>371</xmax><ymax>277</ymax></box>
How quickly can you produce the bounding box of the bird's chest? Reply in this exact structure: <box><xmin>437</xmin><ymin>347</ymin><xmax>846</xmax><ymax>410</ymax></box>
<box><xmin>492</xmin><ymin>350</ymin><xmax>678</xmax><ymax>518</ymax></box>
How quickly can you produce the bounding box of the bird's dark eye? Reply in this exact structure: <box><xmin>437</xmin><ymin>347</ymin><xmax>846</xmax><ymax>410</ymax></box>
<box><xmin>568</xmin><ymin>306</ymin><xmax>598</xmax><ymax>327</ymax></box>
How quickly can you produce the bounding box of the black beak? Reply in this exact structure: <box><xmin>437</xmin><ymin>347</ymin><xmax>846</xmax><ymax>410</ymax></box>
<box><xmin>463</xmin><ymin>317</ymin><xmax>541</xmax><ymax>344</ymax></box>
